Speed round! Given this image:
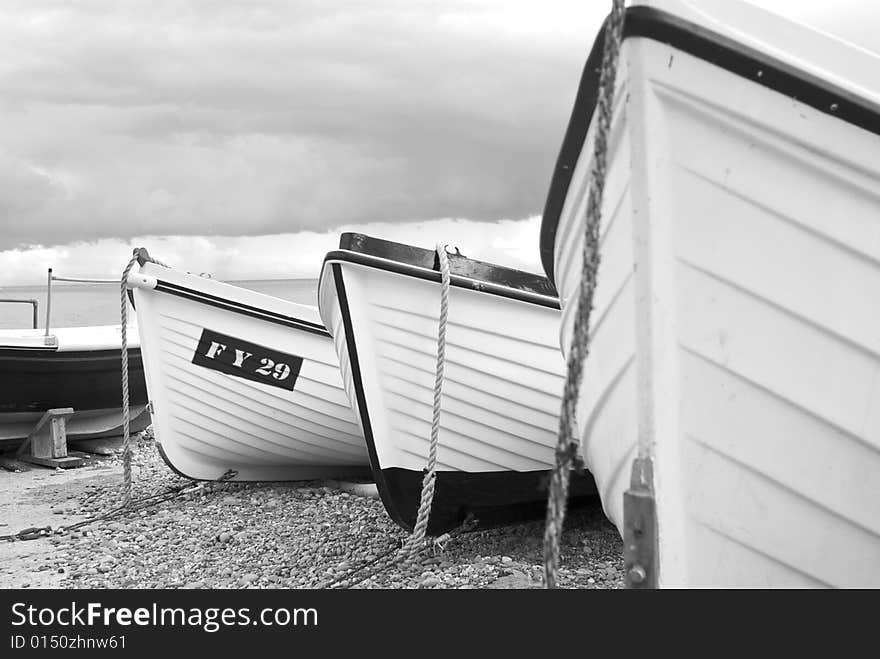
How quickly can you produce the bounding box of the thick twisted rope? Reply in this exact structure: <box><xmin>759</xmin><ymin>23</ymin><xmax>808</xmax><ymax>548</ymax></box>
<box><xmin>120</xmin><ymin>254</ymin><xmax>138</xmax><ymax>508</ymax></box>
<box><xmin>405</xmin><ymin>243</ymin><xmax>451</xmax><ymax>558</ymax></box>
<box><xmin>543</xmin><ymin>0</ymin><xmax>626</xmax><ymax>589</ymax></box>
<box><xmin>120</xmin><ymin>248</ymin><xmax>170</xmax><ymax>508</ymax></box>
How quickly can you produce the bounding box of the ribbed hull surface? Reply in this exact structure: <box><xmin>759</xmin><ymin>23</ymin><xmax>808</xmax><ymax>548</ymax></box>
<box><xmin>134</xmin><ymin>265</ymin><xmax>368</xmax><ymax>482</ymax></box>
<box><xmin>321</xmin><ymin>260</ymin><xmax>597</xmax><ymax>533</ymax></box>
<box><xmin>553</xmin><ymin>27</ymin><xmax>880</xmax><ymax>586</ymax></box>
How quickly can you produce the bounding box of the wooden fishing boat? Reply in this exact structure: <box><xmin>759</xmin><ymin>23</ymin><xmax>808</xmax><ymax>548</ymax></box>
<box><xmin>127</xmin><ymin>250</ymin><xmax>369</xmax><ymax>482</ymax></box>
<box><xmin>541</xmin><ymin>0</ymin><xmax>880</xmax><ymax>586</ymax></box>
<box><xmin>0</xmin><ymin>325</ymin><xmax>150</xmax><ymax>447</ymax></box>
<box><xmin>318</xmin><ymin>233</ymin><xmax>597</xmax><ymax>534</ymax></box>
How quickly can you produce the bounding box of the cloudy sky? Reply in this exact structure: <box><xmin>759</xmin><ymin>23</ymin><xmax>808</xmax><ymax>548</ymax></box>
<box><xmin>0</xmin><ymin>0</ymin><xmax>874</xmax><ymax>284</ymax></box>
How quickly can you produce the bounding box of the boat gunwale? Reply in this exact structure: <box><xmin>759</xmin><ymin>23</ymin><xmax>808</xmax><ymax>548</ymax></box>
<box><xmin>539</xmin><ymin>4</ymin><xmax>880</xmax><ymax>283</ymax></box>
<box><xmin>320</xmin><ymin>249</ymin><xmax>561</xmax><ymax>311</ymax></box>
<box><xmin>0</xmin><ymin>346</ymin><xmax>142</xmax><ymax>360</ymax></box>
<box><xmin>138</xmin><ymin>274</ymin><xmax>331</xmax><ymax>338</ymax></box>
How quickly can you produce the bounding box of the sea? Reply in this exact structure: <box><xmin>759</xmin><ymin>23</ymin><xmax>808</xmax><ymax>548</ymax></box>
<box><xmin>0</xmin><ymin>279</ymin><xmax>319</xmax><ymax>330</ymax></box>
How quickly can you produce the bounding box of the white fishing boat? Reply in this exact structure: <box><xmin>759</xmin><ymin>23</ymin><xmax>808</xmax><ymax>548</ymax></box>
<box><xmin>318</xmin><ymin>233</ymin><xmax>597</xmax><ymax>534</ymax></box>
<box><xmin>126</xmin><ymin>249</ymin><xmax>369</xmax><ymax>482</ymax></box>
<box><xmin>541</xmin><ymin>0</ymin><xmax>880</xmax><ymax>587</ymax></box>
<box><xmin>0</xmin><ymin>325</ymin><xmax>150</xmax><ymax>447</ymax></box>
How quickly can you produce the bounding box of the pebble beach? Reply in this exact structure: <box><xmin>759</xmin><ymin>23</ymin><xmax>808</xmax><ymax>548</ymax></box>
<box><xmin>2</xmin><ymin>431</ymin><xmax>624</xmax><ymax>589</ymax></box>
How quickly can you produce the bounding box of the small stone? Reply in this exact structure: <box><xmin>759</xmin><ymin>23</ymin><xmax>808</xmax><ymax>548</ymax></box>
<box><xmin>419</xmin><ymin>576</ymin><xmax>441</xmax><ymax>588</ymax></box>
<box><xmin>218</xmin><ymin>532</ymin><xmax>231</xmax><ymax>543</ymax></box>
<box><xmin>501</xmin><ymin>556</ymin><xmax>513</xmax><ymax>565</ymax></box>
<box><xmin>239</xmin><ymin>574</ymin><xmax>258</xmax><ymax>585</ymax></box>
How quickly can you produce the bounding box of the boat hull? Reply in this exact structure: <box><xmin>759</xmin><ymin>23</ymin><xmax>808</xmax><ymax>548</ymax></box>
<box><xmin>319</xmin><ymin>243</ymin><xmax>596</xmax><ymax>535</ymax></box>
<box><xmin>0</xmin><ymin>329</ymin><xmax>150</xmax><ymax>445</ymax></box>
<box><xmin>545</xmin><ymin>1</ymin><xmax>880</xmax><ymax>586</ymax></box>
<box><xmin>131</xmin><ymin>263</ymin><xmax>369</xmax><ymax>482</ymax></box>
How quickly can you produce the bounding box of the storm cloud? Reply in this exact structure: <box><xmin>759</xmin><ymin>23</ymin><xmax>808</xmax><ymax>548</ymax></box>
<box><xmin>0</xmin><ymin>0</ymin><xmax>874</xmax><ymax>279</ymax></box>
<box><xmin>0</xmin><ymin>0</ymin><xmax>609</xmax><ymax>250</ymax></box>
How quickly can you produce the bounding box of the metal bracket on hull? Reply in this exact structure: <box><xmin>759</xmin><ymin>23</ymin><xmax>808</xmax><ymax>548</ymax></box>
<box><xmin>125</xmin><ymin>272</ymin><xmax>158</xmax><ymax>291</ymax></box>
<box><xmin>623</xmin><ymin>457</ymin><xmax>657</xmax><ymax>589</ymax></box>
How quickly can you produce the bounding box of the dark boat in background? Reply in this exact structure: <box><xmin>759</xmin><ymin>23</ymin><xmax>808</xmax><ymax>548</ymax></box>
<box><xmin>0</xmin><ymin>325</ymin><xmax>150</xmax><ymax>448</ymax></box>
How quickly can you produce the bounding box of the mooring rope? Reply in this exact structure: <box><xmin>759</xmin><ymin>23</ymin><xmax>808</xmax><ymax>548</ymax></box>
<box><xmin>322</xmin><ymin>245</ymin><xmax>473</xmax><ymax>587</ymax></box>
<box><xmin>120</xmin><ymin>248</ymin><xmax>169</xmax><ymax>508</ymax></box>
<box><xmin>405</xmin><ymin>243</ymin><xmax>452</xmax><ymax>558</ymax></box>
<box><xmin>120</xmin><ymin>255</ymin><xmax>138</xmax><ymax>508</ymax></box>
<box><xmin>322</xmin><ymin>515</ymin><xmax>478</xmax><ymax>589</ymax></box>
<box><xmin>542</xmin><ymin>0</ymin><xmax>626</xmax><ymax>589</ymax></box>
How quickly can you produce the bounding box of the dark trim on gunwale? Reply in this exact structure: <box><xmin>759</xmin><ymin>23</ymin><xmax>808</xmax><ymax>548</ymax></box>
<box><xmin>324</xmin><ymin>249</ymin><xmax>560</xmax><ymax>311</ymax></box>
<box><xmin>0</xmin><ymin>345</ymin><xmax>61</xmax><ymax>352</ymax></box>
<box><xmin>540</xmin><ymin>5</ymin><xmax>880</xmax><ymax>283</ymax></box>
<box><xmin>150</xmin><ymin>279</ymin><xmax>332</xmax><ymax>338</ymax></box>
<box><xmin>339</xmin><ymin>232</ymin><xmax>558</xmax><ymax>298</ymax></box>
<box><xmin>0</xmin><ymin>347</ymin><xmax>140</xmax><ymax>359</ymax></box>
<box><xmin>330</xmin><ymin>263</ymin><xmax>594</xmax><ymax>534</ymax></box>
<box><xmin>324</xmin><ymin>232</ymin><xmax>560</xmax><ymax>311</ymax></box>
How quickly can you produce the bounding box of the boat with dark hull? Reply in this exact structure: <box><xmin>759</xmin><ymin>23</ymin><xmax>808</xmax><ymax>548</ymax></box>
<box><xmin>127</xmin><ymin>250</ymin><xmax>370</xmax><ymax>482</ymax></box>
<box><xmin>542</xmin><ymin>0</ymin><xmax>880</xmax><ymax>587</ymax></box>
<box><xmin>318</xmin><ymin>233</ymin><xmax>597</xmax><ymax>535</ymax></box>
<box><xmin>0</xmin><ymin>325</ymin><xmax>150</xmax><ymax>447</ymax></box>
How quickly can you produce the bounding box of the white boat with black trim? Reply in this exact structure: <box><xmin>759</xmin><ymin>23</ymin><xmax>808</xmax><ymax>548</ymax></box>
<box><xmin>127</xmin><ymin>249</ymin><xmax>369</xmax><ymax>482</ymax></box>
<box><xmin>542</xmin><ymin>0</ymin><xmax>880</xmax><ymax>587</ymax></box>
<box><xmin>318</xmin><ymin>233</ymin><xmax>597</xmax><ymax>535</ymax></box>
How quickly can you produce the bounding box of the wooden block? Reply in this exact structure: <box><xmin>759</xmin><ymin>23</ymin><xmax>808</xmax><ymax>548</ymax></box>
<box><xmin>18</xmin><ymin>407</ymin><xmax>75</xmax><ymax>459</ymax></box>
<box><xmin>23</xmin><ymin>454</ymin><xmax>84</xmax><ymax>469</ymax></box>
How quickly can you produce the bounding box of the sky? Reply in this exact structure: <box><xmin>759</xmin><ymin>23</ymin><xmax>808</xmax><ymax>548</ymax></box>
<box><xmin>0</xmin><ymin>0</ymin><xmax>874</xmax><ymax>285</ymax></box>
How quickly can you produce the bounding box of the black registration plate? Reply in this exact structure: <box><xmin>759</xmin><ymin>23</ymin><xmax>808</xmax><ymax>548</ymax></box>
<box><xmin>191</xmin><ymin>328</ymin><xmax>303</xmax><ymax>392</ymax></box>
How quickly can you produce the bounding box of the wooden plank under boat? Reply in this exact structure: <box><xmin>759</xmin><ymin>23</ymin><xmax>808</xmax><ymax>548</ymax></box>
<box><xmin>0</xmin><ymin>325</ymin><xmax>150</xmax><ymax>447</ymax></box>
<box><xmin>128</xmin><ymin>250</ymin><xmax>369</xmax><ymax>482</ymax></box>
<box><xmin>318</xmin><ymin>233</ymin><xmax>597</xmax><ymax>534</ymax></box>
<box><xmin>541</xmin><ymin>0</ymin><xmax>880</xmax><ymax>587</ymax></box>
